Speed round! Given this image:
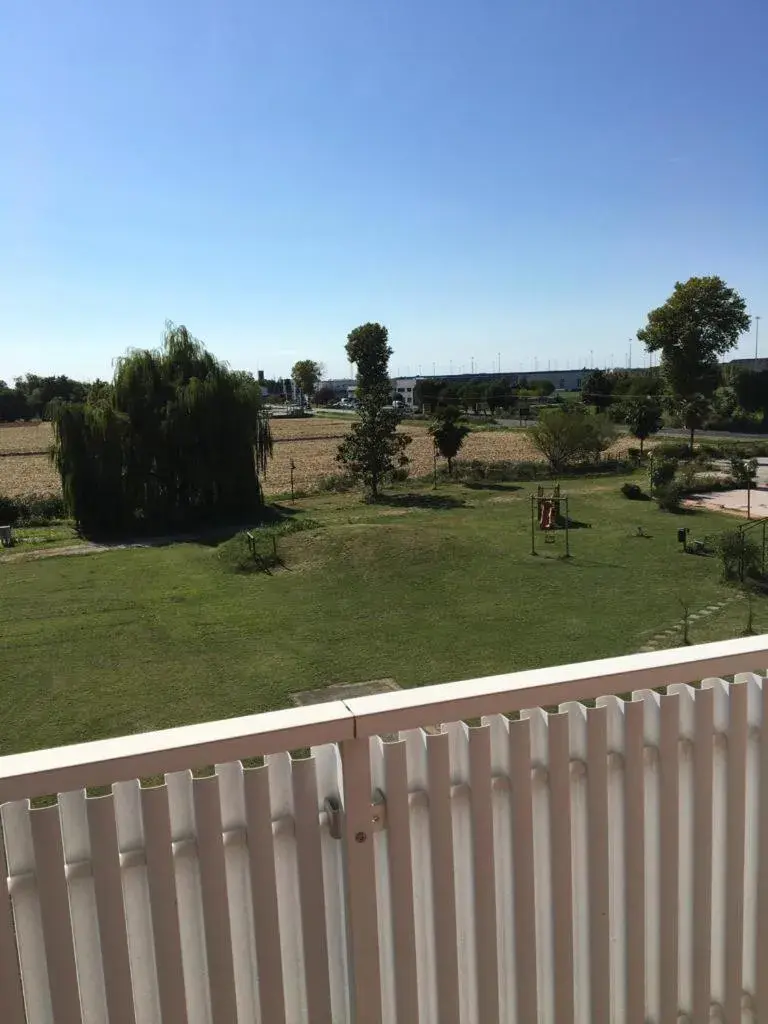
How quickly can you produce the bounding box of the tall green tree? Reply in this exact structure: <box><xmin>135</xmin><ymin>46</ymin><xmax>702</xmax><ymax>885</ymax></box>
<box><xmin>336</xmin><ymin>323</ymin><xmax>411</xmax><ymax>498</ymax></box>
<box><xmin>620</xmin><ymin>397</ymin><xmax>662</xmax><ymax>455</ymax></box>
<box><xmin>428</xmin><ymin>406</ymin><xmax>470</xmax><ymax>475</ymax></box>
<box><xmin>52</xmin><ymin>323</ymin><xmax>272</xmax><ymax>535</ymax></box>
<box><xmin>291</xmin><ymin>359</ymin><xmax>323</xmax><ymax>405</ymax></box>
<box><xmin>637</xmin><ymin>276</ymin><xmax>750</xmax><ymax>409</ymax></box>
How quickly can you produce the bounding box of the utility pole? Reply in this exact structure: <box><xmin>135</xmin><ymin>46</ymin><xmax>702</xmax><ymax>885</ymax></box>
<box><xmin>755</xmin><ymin>316</ymin><xmax>761</xmax><ymax>366</ymax></box>
<box><xmin>590</xmin><ymin>349</ymin><xmax>594</xmax><ymax>367</ymax></box>
<box><xmin>628</xmin><ymin>337</ymin><xmax>632</xmax><ymax>369</ymax></box>
<box><xmin>470</xmin><ymin>356</ymin><xmax>474</xmax><ymax>373</ymax></box>
<box><xmin>497</xmin><ymin>352</ymin><xmax>501</xmax><ymax>374</ymax></box>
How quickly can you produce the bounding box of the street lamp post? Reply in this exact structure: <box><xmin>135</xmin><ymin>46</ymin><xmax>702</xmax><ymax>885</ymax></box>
<box><xmin>755</xmin><ymin>316</ymin><xmax>761</xmax><ymax>367</ymax></box>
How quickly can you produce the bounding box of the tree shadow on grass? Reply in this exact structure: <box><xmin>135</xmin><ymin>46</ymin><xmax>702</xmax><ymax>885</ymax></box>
<box><xmin>375</xmin><ymin>492</ymin><xmax>467</xmax><ymax>510</ymax></box>
<box><xmin>463</xmin><ymin>482</ymin><xmax>523</xmax><ymax>492</ymax></box>
<box><xmin>555</xmin><ymin>516</ymin><xmax>592</xmax><ymax>530</ymax></box>
<box><xmin>92</xmin><ymin>502</ymin><xmax>303</xmax><ymax>550</ymax></box>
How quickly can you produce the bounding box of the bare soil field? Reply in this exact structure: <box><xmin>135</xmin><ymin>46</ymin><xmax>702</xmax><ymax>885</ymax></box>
<box><xmin>0</xmin><ymin>421</ymin><xmax>52</xmax><ymax>454</ymax></box>
<box><xmin>0</xmin><ymin>417</ymin><xmax>642</xmax><ymax>498</ymax></box>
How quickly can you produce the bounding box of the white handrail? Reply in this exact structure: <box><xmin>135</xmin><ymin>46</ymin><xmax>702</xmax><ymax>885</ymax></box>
<box><xmin>346</xmin><ymin>634</ymin><xmax>768</xmax><ymax>736</ymax></box>
<box><xmin>0</xmin><ymin>702</ymin><xmax>354</xmax><ymax>803</ymax></box>
<box><xmin>1</xmin><ymin>635</ymin><xmax>767</xmax><ymax>803</ymax></box>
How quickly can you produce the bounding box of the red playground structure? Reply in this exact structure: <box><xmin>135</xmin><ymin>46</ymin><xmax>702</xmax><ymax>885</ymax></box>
<box><xmin>531</xmin><ymin>484</ymin><xmax>571</xmax><ymax>556</ymax></box>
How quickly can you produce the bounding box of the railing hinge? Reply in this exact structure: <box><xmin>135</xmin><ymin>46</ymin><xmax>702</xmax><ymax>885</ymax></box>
<box><xmin>324</xmin><ymin>788</ymin><xmax>387</xmax><ymax>840</ymax></box>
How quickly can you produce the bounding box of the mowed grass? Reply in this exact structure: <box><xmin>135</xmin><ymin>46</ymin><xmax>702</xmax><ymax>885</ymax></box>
<box><xmin>0</xmin><ymin>474</ymin><xmax>755</xmax><ymax>755</ymax></box>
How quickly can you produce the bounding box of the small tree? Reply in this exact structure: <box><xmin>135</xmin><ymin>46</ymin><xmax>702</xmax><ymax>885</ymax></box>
<box><xmin>729</xmin><ymin>455</ymin><xmax>758</xmax><ymax>487</ymax></box>
<box><xmin>485</xmin><ymin>380</ymin><xmax>506</xmax><ymax>416</ymax></box>
<box><xmin>674</xmin><ymin>393</ymin><xmax>711</xmax><ymax>453</ymax></box>
<box><xmin>621</xmin><ymin>397</ymin><xmax>662</xmax><ymax>455</ymax></box>
<box><xmin>291</xmin><ymin>360</ymin><xmax>323</xmax><ymax>405</ymax></box>
<box><xmin>581</xmin><ymin>369</ymin><xmax>613</xmax><ymax>412</ymax></box>
<box><xmin>336</xmin><ymin>323</ymin><xmax>411</xmax><ymax>499</ymax></box>
<box><xmin>429</xmin><ymin>406</ymin><xmax>470</xmax><ymax>475</ymax></box>
<box><xmin>528</xmin><ymin>407</ymin><xmax>615</xmax><ymax>471</ymax></box>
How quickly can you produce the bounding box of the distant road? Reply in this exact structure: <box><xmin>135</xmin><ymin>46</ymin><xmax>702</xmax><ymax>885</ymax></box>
<box><xmin>659</xmin><ymin>427</ymin><xmax>768</xmax><ymax>441</ymax></box>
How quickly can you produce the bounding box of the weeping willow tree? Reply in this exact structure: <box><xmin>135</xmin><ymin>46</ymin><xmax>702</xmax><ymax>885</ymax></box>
<box><xmin>52</xmin><ymin>323</ymin><xmax>272</xmax><ymax>535</ymax></box>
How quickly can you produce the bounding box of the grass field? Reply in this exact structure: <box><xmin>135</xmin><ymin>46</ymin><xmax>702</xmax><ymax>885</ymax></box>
<box><xmin>0</xmin><ymin>418</ymin><xmax>642</xmax><ymax>496</ymax></box>
<box><xmin>0</xmin><ymin>473</ymin><xmax>758</xmax><ymax>756</ymax></box>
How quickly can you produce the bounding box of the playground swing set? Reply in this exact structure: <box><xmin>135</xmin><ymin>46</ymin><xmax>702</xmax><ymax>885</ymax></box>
<box><xmin>531</xmin><ymin>483</ymin><xmax>571</xmax><ymax>558</ymax></box>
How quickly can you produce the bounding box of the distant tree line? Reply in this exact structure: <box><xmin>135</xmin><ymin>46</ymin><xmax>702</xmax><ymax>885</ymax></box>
<box><xmin>0</xmin><ymin>374</ymin><xmax>109</xmax><ymax>422</ymax></box>
<box><xmin>414</xmin><ymin>376</ymin><xmax>555</xmax><ymax>416</ymax></box>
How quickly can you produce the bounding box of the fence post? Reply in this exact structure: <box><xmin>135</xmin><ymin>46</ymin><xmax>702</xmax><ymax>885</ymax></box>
<box><xmin>340</xmin><ymin>735</ymin><xmax>383</xmax><ymax>1024</ymax></box>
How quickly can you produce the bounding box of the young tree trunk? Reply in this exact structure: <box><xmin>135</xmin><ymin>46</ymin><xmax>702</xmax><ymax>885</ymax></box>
<box><xmin>689</xmin><ymin>425</ymin><xmax>695</xmax><ymax>456</ymax></box>
<box><xmin>639</xmin><ymin>437</ymin><xmax>644</xmax><ymax>456</ymax></box>
<box><xmin>448</xmin><ymin>456</ymin><xmax>453</xmax><ymax>476</ymax></box>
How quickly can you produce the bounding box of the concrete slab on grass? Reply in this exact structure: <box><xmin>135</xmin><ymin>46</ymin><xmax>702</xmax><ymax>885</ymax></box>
<box><xmin>291</xmin><ymin>678</ymin><xmax>401</xmax><ymax>707</ymax></box>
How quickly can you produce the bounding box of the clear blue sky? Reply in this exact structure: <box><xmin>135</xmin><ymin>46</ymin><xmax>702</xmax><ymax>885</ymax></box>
<box><xmin>2</xmin><ymin>0</ymin><xmax>766</xmax><ymax>382</ymax></box>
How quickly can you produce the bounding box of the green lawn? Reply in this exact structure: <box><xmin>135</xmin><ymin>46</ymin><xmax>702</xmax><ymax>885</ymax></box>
<box><xmin>0</xmin><ymin>475</ymin><xmax>759</xmax><ymax>755</ymax></box>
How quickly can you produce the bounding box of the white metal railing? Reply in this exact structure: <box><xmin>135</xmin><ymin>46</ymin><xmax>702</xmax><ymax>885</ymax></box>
<box><xmin>1</xmin><ymin>635</ymin><xmax>768</xmax><ymax>1023</ymax></box>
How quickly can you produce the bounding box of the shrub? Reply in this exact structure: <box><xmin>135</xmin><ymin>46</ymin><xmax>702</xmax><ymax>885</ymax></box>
<box><xmin>0</xmin><ymin>493</ymin><xmax>68</xmax><ymax>526</ymax></box>
<box><xmin>656</xmin><ymin>481</ymin><xmax>686</xmax><ymax>512</ymax></box>
<box><xmin>316</xmin><ymin>473</ymin><xmax>356</xmax><ymax>493</ymax></box>
<box><xmin>217</xmin><ymin>518</ymin><xmax>321</xmax><ymax>573</ymax></box>
<box><xmin>653</xmin><ymin>441</ymin><xmax>691</xmax><ymax>460</ymax></box>
<box><xmin>621</xmin><ymin>482</ymin><xmax>647</xmax><ymax>500</ymax></box>
<box><xmin>717</xmin><ymin>529</ymin><xmax>762</xmax><ymax>581</ymax></box>
<box><xmin>695</xmin><ymin>473</ymin><xmax>734</xmax><ymax>493</ymax></box>
<box><xmin>677</xmin><ymin>462</ymin><xmax>699</xmax><ymax>494</ymax></box>
<box><xmin>528</xmin><ymin>407</ymin><xmax>616</xmax><ymax>471</ymax></box>
<box><xmin>388</xmin><ymin>466</ymin><xmax>410</xmax><ymax>483</ymax></box>
<box><xmin>650</xmin><ymin>457</ymin><xmax>677</xmax><ymax>490</ymax></box>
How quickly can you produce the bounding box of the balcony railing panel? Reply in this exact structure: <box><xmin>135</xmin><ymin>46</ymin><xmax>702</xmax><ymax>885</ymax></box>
<box><xmin>1</xmin><ymin>637</ymin><xmax>768</xmax><ymax>1022</ymax></box>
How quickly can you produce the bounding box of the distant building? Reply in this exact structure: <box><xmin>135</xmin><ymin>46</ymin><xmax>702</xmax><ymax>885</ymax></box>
<box><xmin>323</xmin><ymin>378</ymin><xmax>357</xmax><ymax>400</ymax></box>
<box><xmin>393</xmin><ymin>368</ymin><xmax>588</xmax><ymax>408</ymax></box>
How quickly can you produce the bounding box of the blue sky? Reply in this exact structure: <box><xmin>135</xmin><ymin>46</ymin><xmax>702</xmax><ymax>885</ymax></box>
<box><xmin>2</xmin><ymin>0</ymin><xmax>766</xmax><ymax>382</ymax></box>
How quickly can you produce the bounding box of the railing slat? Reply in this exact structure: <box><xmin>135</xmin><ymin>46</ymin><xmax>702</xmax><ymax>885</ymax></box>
<box><xmin>193</xmin><ymin>775</ymin><xmax>238</xmax><ymax>1024</ymax></box>
<box><xmin>86</xmin><ymin>794</ymin><xmax>136</xmax><ymax>1024</ymax></box>
<box><xmin>427</xmin><ymin>730</ymin><xmax>460</xmax><ymax>1024</ymax></box>
<box><xmin>30</xmin><ymin>804</ymin><xmax>83</xmax><ymax>1024</ymax></box>
<box><xmin>468</xmin><ymin>725</ymin><xmax>499</xmax><ymax>1024</ymax></box>
<box><xmin>692</xmin><ymin>686</ymin><xmax>714</xmax><ymax>1024</ymax></box>
<box><xmin>659</xmin><ymin>691</ymin><xmax>680</xmax><ymax>1024</ymax></box>
<box><xmin>292</xmin><ymin>756</ymin><xmax>333</xmax><ymax>1023</ymax></box>
<box><xmin>587</xmin><ymin>704</ymin><xmax>610</xmax><ymax>1024</ymax></box>
<box><xmin>141</xmin><ymin>784</ymin><xmax>188</xmax><ymax>1024</ymax></box>
<box><xmin>624</xmin><ymin>699</ymin><xmax>646</xmax><ymax>1024</ymax></box>
<box><xmin>722</xmin><ymin>682</ymin><xmax>748</xmax><ymax>1022</ymax></box>
<box><xmin>243</xmin><ymin>764</ymin><xmax>286</xmax><ymax>1023</ymax></box>
<box><xmin>0</xmin><ymin>812</ymin><xmax>26</xmax><ymax>1023</ymax></box>
<box><xmin>2</xmin><ymin>800</ymin><xmax>51</xmax><ymax>1023</ymax></box>
<box><xmin>548</xmin><ymin>712</ymin><xmax>575</xmax><ymax>1024</ymax></box>
<box><xmin>509</xmin><ymin>717</ymin><xmax>538</xmax><ymax>1023</ymax></box>
<box><xmin>758</xmin><ymin>677</ymin><xmax>768</xmax><ymax>1020</ymax></box>
<box><xmin>383</xmin><ymin>740</ymin><xmax>419</xmax><ymax>1023</ymax></box>
<box><xmin>58</xmin><ymin>790</ymin><xmax>109</xmax><ymax>1022</ymax></box>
